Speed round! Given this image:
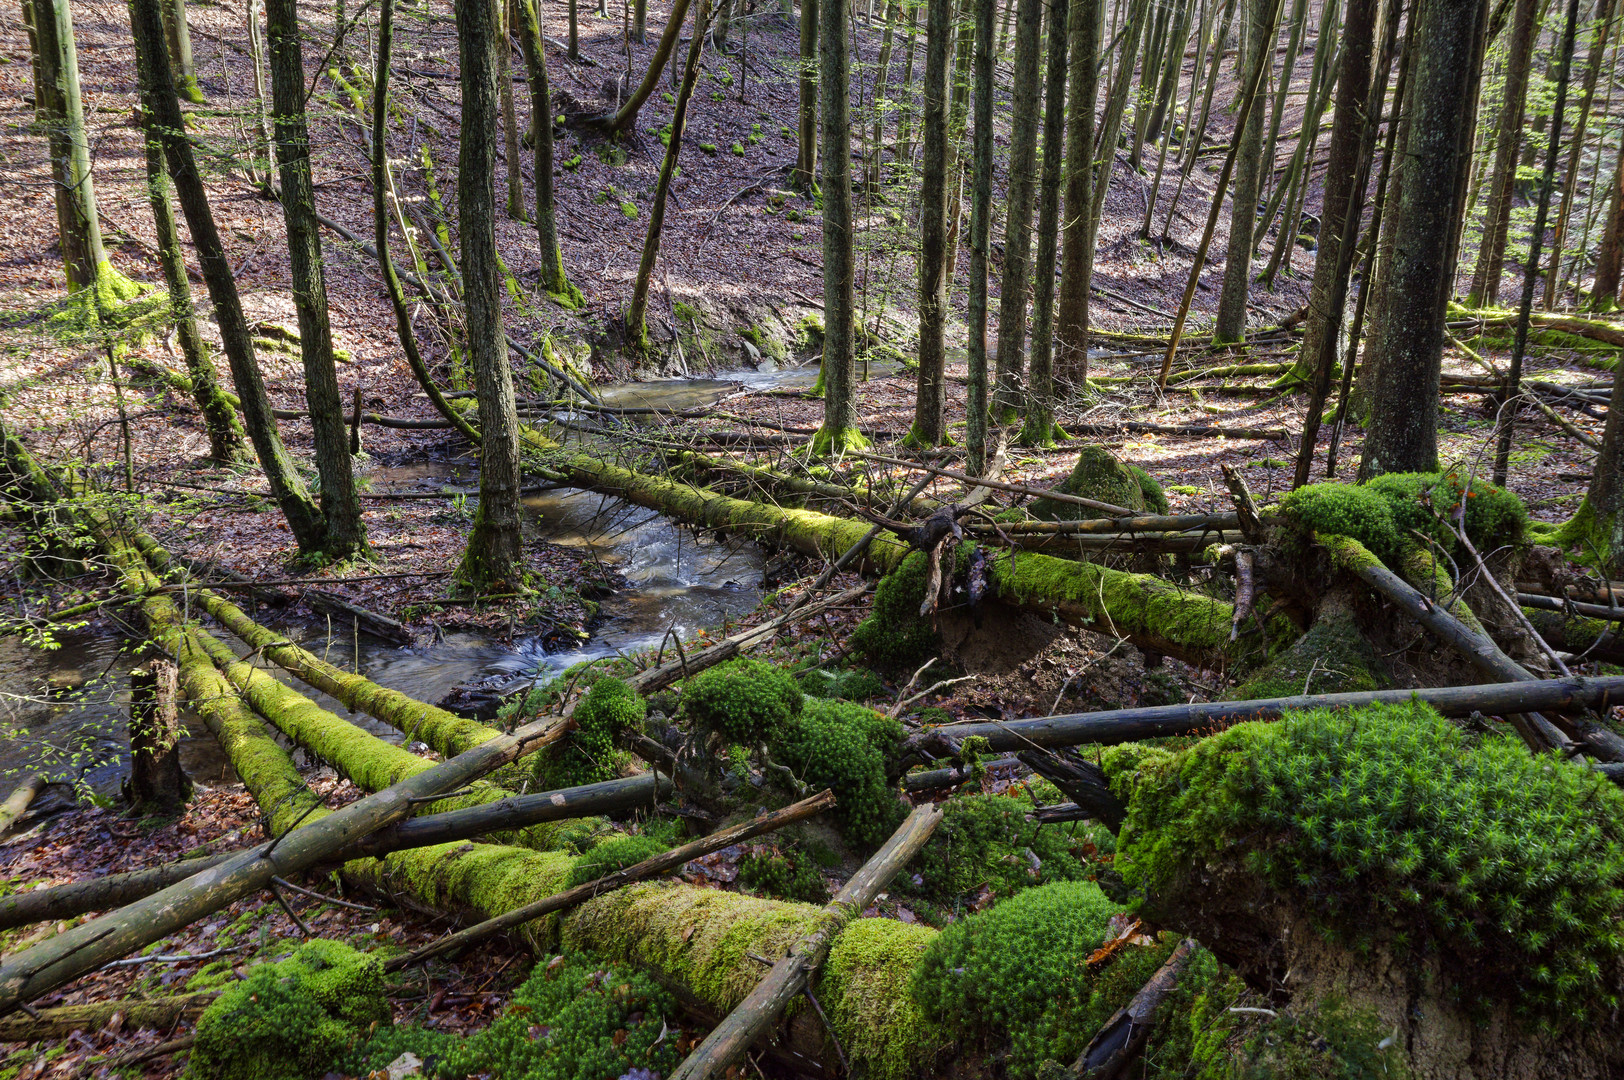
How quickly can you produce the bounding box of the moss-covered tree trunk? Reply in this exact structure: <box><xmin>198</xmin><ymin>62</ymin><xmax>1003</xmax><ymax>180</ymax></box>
<box><xmin>456</xmin><ymin>0</ymin><xmax>527</xmax><ymax>591</ymax></box>
<box><xmin>813</xmin><ymin>0</ymin><xmax>869</xmax><ymax>457</ymax></box>
<box><xmin>796</xmin><ymin>0</ymin><xmax>819</xmax><ymax>189</ymax></box>
<box><xmin>908</xmin><ymin>0</ymin><xmax>951</xmax><ymax>447</ymax></box>
<box><xmin>963</xmin><ymin>0</ymin><xmax>994</xmax><ymax>474</ymax></box>
<box><xmin>32</xmin><ymin>0</ymin><xmax>109</xmax><ymax>294</ymax></box>
<box><xmin>160</xmin><ymin>0</ymin><xmax>204</xmax><ymax>102</ymax></box>
<box><xmin>1357</xmin><ymin>0</ymin><xmax>1486</xmax><ymax>479</ymax></box>
<box><xmin>266</xmin><ymin>0</ymin><xmax>366</xmax><ymax>559</ymax></box>
<box><xmin>1053</xmin><ymin>0</ymin><xmax>1105</xmax><ymax>379</ymax></box>
<box><xmin>129</xmin><ymin>0</ymin><xmax>328</xmax><ymax>552</ymax></box>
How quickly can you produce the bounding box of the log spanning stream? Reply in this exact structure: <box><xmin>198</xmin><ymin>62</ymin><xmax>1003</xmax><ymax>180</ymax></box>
<box><xmin>0</xmin><ymin>363</ymin><xmax>826</xmax><ymax>799</ymax></box>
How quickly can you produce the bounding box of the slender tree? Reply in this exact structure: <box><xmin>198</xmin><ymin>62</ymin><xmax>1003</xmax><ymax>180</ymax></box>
<box><xmin>1466</xmin><ymin>0</ymin><xmax>1539</xmax><ymax>306</ymax></box>
<box><xmin>908</xmin><ymin>0</ymin><xmax>952</xmax><ymax>446</ymax></box>
<box><xmin>516</xmin><ymin>0</ymin><xmax>583</xmax><ymax>303</ymax></box>
<box><xmin>1544</xmin><ymin>0</ymin><xmax>1617</xmax><ymax>307</ymax></box>
<box><xmin>32</xmin><ymin>0</ymin><xmax>114</xmax><ymax>296</ymax></box>
<box><xmin>1359</xmin><ymin>0</ymin><xmax>1491</xmax><ymax>479</ymax></box>
<box><xmin>964</xmin><ymin>0</ymin><xmax>995</xmax><ymax>473</ymax></box>
<box><xmin>129</xmin><ymin>0</ymin><xmax>327</xmax><ymax>549</ymax></box>
<box><xmin>455</xmin><ymin>0</ymin><xmax>527</xmax><ymax>589</ymax></box>
<box><xmin>1017</xmin><ymin>0</ymin><xmax>1070</xmax><ymax>446</ymax></box>
<box><xmin>160</xmin><ymin>0</ymin><xmax>204</xmax><ymax>102</ymax></box>
<box><xmin>266</xmin><ymin>0</ymin><xmax>366</xmax><ymax>558</ymax></box>
<box><xmin>499</xmin><ymin>0</ymin><xmax>527</xmax><ymax>221</ymax></box>
<box><xmin>1596</xmin><ymin>148</ymin><xmax>1624</xmax><ymax>308</ymax></box>
<box><xmin>797</xmin><ymin>0</ymin><xmax>820</xmax><ymax>188</ymax></box>
<box><xmin>1053</xmin><ymin>0</ymin><xmax>1102</xmax><ymax>377</ymax></box>
<box><xmin>992</xmin><ymin>0</ymin><xmax>1043</xmax><ymax>421</ymax></box>
<box><xmin>130</xmin><ymin>15</ymin><xmax>245</xmax><ymax>463</ymax></box>
<box><xmin>813</xmin><ymin>0</ymin><xmax>868</xmax><ymax>455</ymax></box>
<box><xmin>627</xmin><ymin>0</ymin><xmax>714</xmax><ymax>346</ymax></box>
<box><xmin>1212</xmin><ymin>0</ymin><xmax>1270</xmax><ymax>342</ymax></box>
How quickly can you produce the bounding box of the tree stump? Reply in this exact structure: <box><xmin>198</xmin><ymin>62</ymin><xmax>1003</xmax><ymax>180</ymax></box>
<box><xmin>124</xmin><ymin>660</ymin><xmax>190</xmax><ymax>816</ymax></box>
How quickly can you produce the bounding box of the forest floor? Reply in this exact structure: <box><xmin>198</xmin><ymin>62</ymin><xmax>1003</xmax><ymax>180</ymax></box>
<box><xmin>0</xmin><ymin>0</ymin><xmax>1619</xmax><ymax>1075</ymax></box>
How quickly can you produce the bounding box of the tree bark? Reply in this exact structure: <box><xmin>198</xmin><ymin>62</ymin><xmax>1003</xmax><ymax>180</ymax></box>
<box><xmin>797</xmin><ymin>0</ymin><xmax>820</xmax><ymax>187</ymax></box>
<box><xmin>571</xmin><ymin>0</ymin><xmax>696</xmax><ymax>133</ymax></box>
<box><xmin>992</xmin><ymin>0</ymin><xmax>1043</xmax><ymax>422</ymax></box>
<box><xmin>964</xmin><ymin>0</ymin><xmax>995</xmax><ymax>473</ymax></box>
<box><xmin>1593</xmin><ymin>144</ymin><xmax>1624</xmax><ymax>308</ymax></box>
<box><xmin>1212</xmin><ymin>0</ymin><xmax>1269</xmax><ymax>343</ymax></box>
<box><xmin>908</xmin><ymin>0</ymin><xmax>951</xmax><ymax>447</ymax></box>
<box><xmin>628</xmin><ymin>0</ymin><xmax>713</xmax><ymax>346</ymax></box>
<box><xmin>813</xmin><ymin>0</ymin><xmax>868</xmax><ymax>456</ymax></box>
<box><xmin>1358</xmin><ymin>0</ymin><xmax>1488</xmax><ymax>479</ymax></box>
<box><xmin>129</xmin><ymin>0</ymin><xmax>328</xmax><ymax>551</ymax></box>
<box><xmin>500</xmin><ymin>0</ymin><xmax>527</xmax><ymax>220</ymax></box>
<box><xmin>1017</xmin><ymin>0</ymin><xmax>1069</xmax><ymax>447</ymax></box>
<box><xmin>267</xmin><ymin>0</ymin><xmax>366</xmax><ymax>559</ymax></box>
<box><xmin>455</xmin><ymin>0</ymin><xmax>526</xmax><ymax>591</ymax></box>
<box><xmin>1055</xmin><ymin>0</ymin><xmax>1106</xmax><ymax>378</ymax></box>
<box><xmin>160</xmin><ymin>0</ymin><xmax>204</xmax><ymax>102</ymax></box>
<box><xmin>125</xmin><ymin>660</ymin><xmax>190</xmax><ymax>816</ymax></box>
<box><xmin>1466</xmin><ymin>0</ymin><xmax>1538</xmax><ymax>307</ymax></box>
<box><xmin>1545</xmin><ymin>0</ymin><xmax>1617</xmax><ymax>308</ymax></box>
<box><xmin>32</xmin><ymin>0</ymin><xmax>108</xmax><ymax>293</ymax></box>
<box><xmin>517</xmin><ymin>1</ymin><xmax>579</xmax><ymax>302</ymax></box>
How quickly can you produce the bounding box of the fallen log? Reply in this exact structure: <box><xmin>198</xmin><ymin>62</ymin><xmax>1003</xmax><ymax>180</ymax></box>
<box><xmin>0</xmin><ymin>774</ymin><xmax>671</xmax><ymax>933</ymax></box>
<box><xmin>904</xmin><ymin>674</ymin><xmax>1624</xmax><ymax>754</ymax></box>
<box><xmin>1019</xmin><ymin>749</ymin><xmax>1126</xmax><ymax>831</ymax></box>
<box><xmin>1071</xmin><ymin>939</ymin><xmax>1200</xmax><ymax>1079</ymax></box>
<box><xmin>665</xmin><ymin>802</ymin><xmax>944</xmax><ymax>1080</ymax></box>
<box><xmin>970</xmin><ymin>513</ymin><xmax>1242</xmax><ymax>536</ymax></box>
<box><xmin>848</xmin><ymin>451</ymin><xmax>1138</xmax><ymax>517</ymax></box>
<box><xmin>388</xmin><ymin>789</ymin><xmax>837</xmax><ymax>971</ymax></box>
<box><xmin>1518</xmin><ymin>592</ymin><xmax>1624</xmax><ymax>622</ymax></box>
<box><xmin>1062</xmin><ymin>421</ymin><xmax>1290</xmax><ymax>441</ymax></box>
<box><xmin>0</xmin><ymin>990</ymin><xmax>217</xmax><ymax>1040</ymax></box>
<box><xmin>0</xmin><ymin>775</ymin><xmax>46</xmax><ymax>838</ymax></box>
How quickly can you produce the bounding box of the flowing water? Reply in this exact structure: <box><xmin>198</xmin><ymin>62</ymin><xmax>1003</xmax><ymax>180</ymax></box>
<box><xmin>0</xmin><ymin>363</ymin><xmax>824</xmax><ymax>801</ymax></box>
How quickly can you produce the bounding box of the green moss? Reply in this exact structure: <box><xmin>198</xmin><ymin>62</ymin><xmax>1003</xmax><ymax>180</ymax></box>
<box><xmin>817</xmin><ymin>919</ymin><xmax>937</xmax><ymax>1080</ymax></box>
<box><xmin>910</xmin><ymin>880</ymin><xmax>1133</xmax><ymax>1076</ymax></box>
<box><xmin>1230</xmin><ymin>606</ymin><xmax>1389</xmax><ymax>700</ymax></box>
<box><xmin>188</xmin><ymin>940</ymin><xmax>388</xmax><ymax>1080</ymax></box>
<box><xmin>739</xmin><ymin>850</ymin><xmax>829</xmax><ymax>903</ymax></box>
<box><xmin>850</xmin><ymin>550</ymin><xmax>942</xmax><ymax>671</ymax></box>
<box><xmin>1110</xmin><ymin>700</ymin><xmax>1624</xmax><ymax>1025</ymax></box>
<box><xmin>1279</xmin><ymin>483</ymin><xmax>1401</xmax><ymax>563</ymax></box>
<box><xmin>809</xmin><ymin>424</ymin><xmax>872</xmax><ymax>457</ymax></box>
<box><xmin>1363</xmin><ymin>471</ymin><xmax>1526</xmax><ymax>554</ymax></box>
<box><xmin>797</xmin><ymin>665</ymin><xmax>886</xmax><ymax>702</ymax></box>
<box><xmin>795</xmin><ymin>315</ymin><xmax>826</xmax><ymax>352</ymax></box>
<box><xmin>1129</xmin><ymin>464</ymin><xmax>1170</xmax><ymax>514</ymax></box>
<box><xmin>774</xmin><ymin>699</ymin><xmax>906</xmax><ymax>846</ymax></box>
<box><xmin>1030</xmin><ymin>445</ymin><xmax>1151</xmax><ymax>522</ymax></box>
<box><xmin>680</xmin><ymin>657</ymin><xmax>802</xmax><ymax>742</ymax></box>
<box><xmin>527</xmin><ymin>675</ymin><xmax>644</xmax><ymax>789</ymax></box>
<box><xmin>905</xmin><ymin>793</ymin><xmax>1103</xmax><ymax>905</ymax></box>
<box><xmin>346</xmin><ymin>953</ymin><xmax>682</xmax><ymax>1080</ymax></box>
<box><xmin>566</xmin><ymin>833</ymin><xmax>671</xmax><ymax>887</ymax></box>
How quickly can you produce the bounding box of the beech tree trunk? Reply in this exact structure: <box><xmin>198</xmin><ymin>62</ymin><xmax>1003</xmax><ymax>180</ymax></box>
<box><xmin>32</xmin><ymin>0</ymin><xmax>107</xmax><ymax>292</ymax></box>
<box><xmin>455</xmin><ymin>0</ymin><xmax>526</xmax><ymax>590</ymax></box>
<box><xmin>1054</xmin><ymin>0</ymin><xmax>1103</xmax><ymax>379</ymax></box>
<box><xmin>992</xmin><ymin>0</ymin><xmax>1043</xmax><ymax>421</ymax></box>
<box><xmin>813</xmin><ymin>0</ymin><xmax>867</xmax><ymax>455</ymax></box>
<box><xmin>796</xmin><ymin>0</ymin><xmax>819</xmax><ymax>187</ymax></box>
<box><xmin>517</xmin><ymin>0</ymin><xmax>579</xmax><ymax>301</ymax></box>
<box><xmin>1359</xmin><ymin>0</ymin><xmax>1489</xmax><ymax>478</ymax></box>
<box><xmin>909</xmin><ymin>0</ymin><xmax>951</xmax><ymax>446</ymax></box>
<box><xmin>1212</xmin><ymin>0</ymin><xmax>1269</xmax><ymax>343</ymax></box>
<box><xmin>129</xmin><ymin>0</ymin><xmax>328</xmax><ymax>551</ymax></box>
<box><xmin>266</xmin><ymin>0</ymin><xmax>366</xmax><ymax>559</ymax></box>
<box><xmin>160</xmin><ymin>0</ymin><xmax>204</xmax><ymax>102</ymax></box>
<box><xmin>1016</xmin><ymin>0</ymin><xmax>1069</xmax><ymax>446</ymax></box>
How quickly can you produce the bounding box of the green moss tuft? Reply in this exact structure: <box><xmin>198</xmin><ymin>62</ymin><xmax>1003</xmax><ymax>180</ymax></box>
<box><xmin>188</xmin><ymin>940</ymin><xmax>388</xmax><ymax>1080</ymax></box>
<box><xmin>566</xmin><ymin>833</ymin><xmax>671</xmax><ymax>887</ymax></box>
<box><xmin>1113</xmin><ymin>700</ymin><xmax>1624</xmax><ymax>1024</ymax></box>
<box><xmin>531</xmin><ymin>675</ymin><xmax>645</xmax><ymax>789</ymax></box>
<box><xmin>797</xmin><ymin>665</ymin><xmax>886</xmax><ymax>702</ymax></box>
<box><xmin>1279</xmin><ymin>483</ymin><xmax>1401</xmax><ymax>563</ymax></box>
<box><xmin>680</xmin><ymin>657</ymin><xmax>803</xmax><ymax>742</ymax></box>
<box><xmin>850</xmin><ymin>550</ymin><xmax>942</xmax><ymax>671</ymax></box>
<box><xmin>1030</xmin><ymin>445</ymin><xmax>1153</xmax><ymax>522</ymax></box>
<box><xmin>774</xmin><ymin>700</ymin><xmax>906</xmax><ymax>846</ymax></box>
<box><xmin>1363</xmin><ymin>471</ymin><xmax>1526</xmax><ymax>554</ymax></box>
<box><xmin>818</xmin><ymin>919</ymin><xmax>937</xmax><ymax>1080</ymax></box>
<box><xmin>739</xmin><ymin>850</ymin><xmax>830</xmax><ymax>903</ymax></box>
<box><xmin>1230</xmin><ymin>605</ymin><xmax>1389</xmax><ymax>700</ymax></box>
<box><xmin>905</xmin><ymin>793</ymin><xmax>1105</xmax><ymax>904</ymax></box>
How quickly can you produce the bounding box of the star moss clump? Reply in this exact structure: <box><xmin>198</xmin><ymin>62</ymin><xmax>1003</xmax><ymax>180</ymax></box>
<box><xmin>905</xmin><ymin>793</ymin><xmax>1105</xmax><ymax>904</ymax></box>
<box><xmin>849</xmin><ymin>549</ymin><xmax>944</xmax><ymax>671</ymax></box>
<box><xmin>1362</xmin><ymin>470</ymin><xmax>1526</xmax><ymax>554</ymax></box>
<box><xmin>773</xmin><ymin>699</ymin><xmax>906</xmax><ymax>846</ymax></box>
<box><xmin>531</xmin><ymin>675</ymin><xmax>645</xmax><ymax>789</ymax></box>
<box><xmin>566</xmin><ymin>833</ymin><xmax>672</xmax><ymax>887</ymax></box>
<box><xmin>1107</xmin><ymin>699</ymin><xmax>1624</xmax><ymax>1024</ymax></box>
<box><xmin>679</xmin><ymin>656</ymin><xmax>803</xmax><ymax>743</ymax></box>
<box><xmin>1278</xmin><ymin>483</ymin><xmax>1402</xmax><ymax>563</ymax></box>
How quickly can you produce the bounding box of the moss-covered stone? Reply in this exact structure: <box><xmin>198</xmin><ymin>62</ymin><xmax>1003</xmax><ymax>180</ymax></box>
<box><xmin>188</xmin><ymin>940</ymin><xmax>388</xmax><ymax>1080</ymax></box>
<box><xmin>1030</xmin><ymin>445</ymin><xmax>1153</xmax><ymax>522</ymax></box>
<box><xmin>1230</xmin><ymin>600</ymin><xmax>1389</xmax><ymax>700</ymax></box>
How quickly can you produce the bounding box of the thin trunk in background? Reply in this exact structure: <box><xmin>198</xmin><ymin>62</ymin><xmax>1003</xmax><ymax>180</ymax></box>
<box><xmin>32</xmin><ymin>0</ymin><xmax>109</xmax><ymax>293</ymax></box>
<box><xmin>1054</xmin><ymin>0</ymin><xmax>1103</xmax><ymax>379</ymax></box>
<box><xmin>1544</xmin><ymin>0</ymin><xmax>1616</xmax><ymax>307</ymax></box>
<box><xmin>267</xmin><ymin>0</ymin><xmax>366</xmax><ymax>559</ymax></box>
<box><xmin>1212</xmin><ymin>0</ymin><xmax>1270</xmax><ymax>342</ymax></box>
<box><xmin>570</xmin><ymin>0</ymin><xmax>580</xmax><ymax>58</ymax></box>
<box><xmin>627</xmin><ymin>0</ymin><xmax>713</xmax><ymax>345</ymax></box>
<box><xmin>814</xmin><ymin>0</ymin><xmax>868</xmax><ymax>455</ymax></box>
<box><xmin>161</xmin><ymin>0</ymin><xmax>204</xmax><ymax>102</ymax></box>
<box><xmin>1185</xmin><ymin>0</ymin><xmax>1236</xmax><ymax>174</ymax></box>
<box><xmin>1256</xmin><ymin>0</ymin><xmax>1307</xmax><ymax>211</ymax></box>
<box><xmin>965</xmin><ymin>0</ymin><xmax>994</xmax><ymax>474</ymax></box>
<box><xmin>1466</xmin><ymin>0</ymin><xmax>1539</xmax><ymax>306</ymax></box>
<box><xmin>129</xmin><ymin>0</ymin><xmax>327</xmax><ymax>550</ymax></box>
<box><xmin>517</xmin><ymin>0</ymin><xmax>582</xmax><ymax>303</ymax></box>
<box><xmin>500</xmin><ymin>0</ymin><xmax>527</xmax><ymax>221</ymax></box>
<box><xmin>1017</xmin><ymin>0</ymin><xmax>1069</xmax><ymax>446</ymax></box>
<box><xmin>867</xmin><ymin>1</ymin><xmax>900</xmax><ymax>188</ymax></box>
<box><xmin>894</xmin><ymin>1</ymin><xmax>920</xmax><ymax>167</ymax></box>
<box><xmin>909</xmin><ymin>0</ymin><xmax>951</xmax><ymax>446</ymax></box>
<box><xmin>455</xmin><ymin>0</ymin><xmax>526</xmax><ymax>590</ymax></box>
<box><xmin>992</xmin><ymin>0</ymin><xmax>1043</xmax><ymax>420</ymax></box>
<box><xmin>246</xmin><ymin>0</ymin><xmax>275</xmax><ymax>189</ymax></box>
<box><xmin>1359</xmin><ymin>0</ymin><xmax>1491</xmax><ymax>478</ymax></box>
<box><xmin>797</xmin><ymin>0</ymin><xmax>819</xmax><ymax>187</ymax></box>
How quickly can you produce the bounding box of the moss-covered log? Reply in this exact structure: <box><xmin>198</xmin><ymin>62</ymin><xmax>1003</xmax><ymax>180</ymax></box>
<box><xmin>552</xmin><ymin>451</ymin><xmax>1285</xmax><ymax>669</ymax></box>
<box><xmin>0</xmin><ymin>991</ymin><xmax>218</xmax><ymax>1039</ymax></box>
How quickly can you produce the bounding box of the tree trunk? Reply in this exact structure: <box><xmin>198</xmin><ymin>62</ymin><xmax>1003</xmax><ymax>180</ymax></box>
<box><xmin>813</xmin><ymin>0</ymin><xmax>868</xmax><ymax>456</ymax></box>
<box><xmin>797</xmin><ymin>0</ymin><xmax>819</xmax><ymax>188</ymax></box>
<box><xmin>1466</xmin><ymin>0</ymin><xmax>1538</xmax><ymax>306</ymax></box>
<box><xmin>909</xmin><ymin>0</ymin><xmax>950</xmax><ymax>447</ymax></box>
<box><xmin>1055</xmin><ymin>0</ymin><xmax>1104</xmax><ymax>379</ymax></box>
<box><xmin>635</xmin><ymin>0</ymin><xmax>648</xmax><ymax>40</ymax></box>
<box><xmin>129</xmin><ymin>26</ymin><xmax>246</xmax><ymax>464</ymax></box>
<box><xmin>129</xmin><ymin>0</ymin><xmax>328</xmax><ymax>551</ymax></box>
<box><xmin>1297</xmin><ymin>0</ymin><xmax>1376</xmax><ymax>380</ymax></box>
<box><xmin>1543</xmin><ymin>0</ymin><xmax>1616</xmax><ymax>309</ymax></box>
<box><xmin>569</xmin><ymin>0</ymin><xmax>580</xmax><ymax>56</ymax></box>
<box><xmin>573</xmin><ymin>0</ymin><xmax>696</xmax><ymax>133</ymax></box>
<box><xmin>266</xmin><ymin>0</ymin><xmax>365</xmax><ymax>559</ymax></box>
<box><xmin>992</xmin><ymin>0</ymin><xmax>1043</xmax><ymax>421</ymax></box>
<box><xmin>245</xmin><ymin>0</ymin><xmax>275</xmax><ymax>189</ymax></box>
<box><xmin>628</xmin><ymin>0</ymin><xmax>713</xmax><ymax>346</ymax></box>
<box><xmin>964</xmin><ymin>0</ymin><xmax>994</xmax><ymax>474</ymax></box>
<box><xmin>160</xmin><ymin>0</ymin><xmax>204</xmax><ymax>102</ymax></box>
<box><xmin>894</xmin><ymin>1</ymin><xmax>920</xmax><ymax>166</ymax></box>
<box><xmin>517</xmin><ymin>0</ymin><xmax>581</xmax><ymax>302</ymax></box>
<box><xmin>866</xmin><ymin>2</ymin><xmax>899</xmax><ymax>188</ymax></box>
<box><xmin>1358</xmin><ymin>0</ymin><xmax>1489</xmax><ymax>479</ymax></box>
<box><xmin>455</xmin><ymin>0</ymin><xmax>526</xmax><ymax>590</ymax></box>
<box><xmin>500</xmin><ymin>0</ymin><xmax>527</xmax><ymax>220</ymax></box>
<box><xmin>1593</xmin><ymin>144</ymin><xmax>1624</xmax><ymax>307</ymax></box>
<box><xmin>1016</xmin><ymin>0</ymin><xmax>1069</xmax><ymax>446</ymax></box>
<box><xmin>1212</xmin><ymin>0</ymin><xmax>1269</xmax><ymax>343</ymax></box>
<box><xmin>32</xmin><ymin>0</ymin><xmax>108</xmax><ymax>293</ymax></box>
<box><xmin>124</xmin><ymin>660</ymin><xmax>190</xmax><ymax>817</ymax></box>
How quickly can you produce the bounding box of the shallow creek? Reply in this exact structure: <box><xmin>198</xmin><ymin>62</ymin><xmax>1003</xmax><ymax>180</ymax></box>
<box><xmin>0</xmin><ymin>364</ymin><xmax>821</xmax><ymax>799</ymax></box>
